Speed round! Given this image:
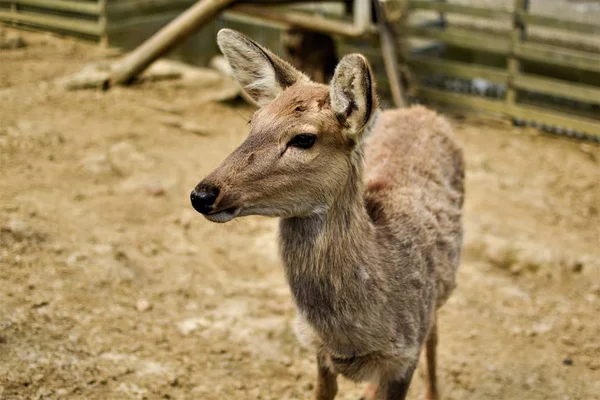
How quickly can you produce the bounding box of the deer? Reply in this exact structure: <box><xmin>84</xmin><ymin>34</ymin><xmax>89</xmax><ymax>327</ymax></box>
<box><xmin>281</xmin><ymin>28</ymin><xmax>338</xmax><ymax>84</ymax></box>
<box><xmin>190</xmin><ymin>28</ymin><xmax>464</xmax><ymax>400</ymax></box>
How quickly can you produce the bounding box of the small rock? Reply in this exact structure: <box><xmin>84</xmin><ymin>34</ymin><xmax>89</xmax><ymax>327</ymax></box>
<box><xmin>32</xmin><ymin>300</ymin><xmax>49</xmax><ymax>309</ymax></box>
<box><xmin>174</xmin><ymin>209</ymin><xmax>195</xmax><ymax>229</ymax></box>
<box><xmin>585</xmin><ymin>294</ymin><xmax>596</xmax><ymax>303</ymax></box>
<box><xmin>158</xmin><ymin>116</ymin><xmax>210</xmax><ymax>136</ymax></box>
<box><xmin>6</xmin><ymin>217</ymin><xmax>28</xmax><ymax>236</ymax></box>
<box><xmin>176</xmin><ymin>317</ymin><xmax>209</xmax><ymax>335</ymax></box>
<box><xmin>563</xmin><ymin>358</ymin><xmax>573</xmax><ymax>366</ymax></box>
<box><xmin>66</xmin><ymin>251</ymin><xmax>87</xmax><ymax>267</ymax></box>
<box><xmin>0</xmin><ymin>33</ymin><xmax>26</xmax><ymax>50</ymax></box>
<box><xmin>93</xmin><ymin>244</ymin><xmax>113</xmax><ymax>255</ymax></box>
<box><xmin>560</xmin><ymin>336</ymin><xmax>575</xmax><ymax>346</ymax></box>
<box><xmin>143</xmin><ymin>99</ymin><xmax>183</xmax><ymax>115</ymax></box>
<box><xmin>108</xmin><ymin>141</ymin><xmax>151</xmax><ymax>176</ymax></box>
<box><xmin>281</xmin><ymin>356</ymin><xmax>293</xmax><ymax>367</ymax></box>
<box><xmin>146</xmin><ymin>182</ymin><xmax>166</xmax><ymax>197</ymax></box>
<box><xmin>136</xmin><ymin>299</ymin><xmax>152</xmax><ymax>312</ymax></box>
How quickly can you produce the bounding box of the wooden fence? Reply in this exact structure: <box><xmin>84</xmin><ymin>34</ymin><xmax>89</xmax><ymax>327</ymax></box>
<box><xmin>0</xmin><ymin>0</ymin><xmax>104</xmax><ymax>39</ymax></box>
<box><xmin>1</xmin><ymin>0</ymin><xmax>599</xmax><ymax>138</ymax></box>
<box><xmin>406</xmin><ymin>0</ymin><xmax>600</xmax><ymax>139</ymax></box>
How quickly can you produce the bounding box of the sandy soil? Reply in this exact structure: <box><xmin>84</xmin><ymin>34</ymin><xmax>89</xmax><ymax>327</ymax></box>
<box><xmin>1</xmin><ymin>28</ymin><xmax>599</xmax><ymax>400</ymax></box>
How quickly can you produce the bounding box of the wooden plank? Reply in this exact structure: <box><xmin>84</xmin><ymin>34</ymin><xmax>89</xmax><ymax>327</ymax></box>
<box><xmin>506</xmin><ymin>0</ymin><xmax>529</xmax><ymax>106</ymax></box>
<box><xmin>510</xmin><ymin>104</ymin><xmax>600</xmax><ymax>137</ymax></box>
<box><xmin>517</xmin><ymin>10</ymin><xmax>600</xmax><ymax>35</ymax></box>
<box><xmin>0</xmin><ymin>10</ymin><xmax>101</xmax><ymax>35</ymax></box>
<box><xmin>409</xmin><ymin>57</ymin><xmax>508</xmax><ymax>83</ymax></box>
<box><xmin>106</xmin><ymin>0</ymin><xmax>194</xmax><ymax>21</ymax></box>
<box><xmin>408</xmin><ymin>0</ymin><xmax>511</xmax><ymax>20</ymax></box>
<box><xmin>515</xmin><ymin>42</ymin><xmax>600</xmax><ymax>73</ymax></box>
<box><xmin>106</xmin><ymin>10</ymin><xmax>184</xmax><ymax>34</ymax></box>
<box><xmin>513</xmin><ymin>74</ymin><xmax>600</xmax><ymax>105</ymax></box>
<box><xmin>231</xmin><ymin>4</ymin><xmax>378</xmax><ymax>37</ymax></box>
<box><xmin>417</xmin><ymin>87</ymin><xmax>508</xmax><ymax>114</ymax></box>
<box><xmin>417</xmin><ymin>87</ymin><xmax>600</xmax><ymax>136</ymax></box>
<box><xmin>409</xmin><ymin>26</ymin><xmax>510</xmax><ymax>54</ymax></box>
<box><xmin>0</xmin><ymin>0</ymin><xmax>101</xmax><ymax>15</ymax></box>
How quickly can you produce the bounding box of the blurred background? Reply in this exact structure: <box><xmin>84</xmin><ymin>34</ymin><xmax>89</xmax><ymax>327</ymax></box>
<box><xmin>1</xmin><ymin>0</ymin><xmax>599</xmax><ymax>399</ymax></box>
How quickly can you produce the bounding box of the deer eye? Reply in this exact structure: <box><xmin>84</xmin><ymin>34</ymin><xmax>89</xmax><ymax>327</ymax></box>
<box><xmin>287</xmin><ymin>134</ymin><xmax>316</xmax><ymax>149</ymax></box>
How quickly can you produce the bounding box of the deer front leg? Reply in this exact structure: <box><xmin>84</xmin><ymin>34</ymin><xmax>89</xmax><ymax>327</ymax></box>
<box><xmin>380</xmin><ymin>363</ymin><xmax>417</xmax><ymax>400</ymax></box>
<box><xmin>315</xmin><ymin>353</ymin><xmax>338</xmax><ymax>400</ymax></box>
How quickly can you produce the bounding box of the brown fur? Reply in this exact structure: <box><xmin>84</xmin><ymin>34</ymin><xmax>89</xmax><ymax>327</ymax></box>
<box><xmin>193</xmin><ymin>29</ymin><xmax>464</xmax><ymax>400</ymax></box>
<box><xmin>281</xmin><ymin>28</ymin><xmax>338</xmax><ymax>83</ymax></box>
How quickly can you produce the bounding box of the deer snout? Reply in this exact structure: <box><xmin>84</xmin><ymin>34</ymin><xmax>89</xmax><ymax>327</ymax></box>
<box><xmin>190</xmin><ymin>184</ymin><xmax>220</xmax><ymax>215</ymax></box>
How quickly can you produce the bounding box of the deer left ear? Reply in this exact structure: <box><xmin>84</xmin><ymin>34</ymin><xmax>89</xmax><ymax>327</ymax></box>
<box><xmin>217</xmin><ymin>29</ymin><xmax>309</xmax><ymax>107</ymax></box>
<box><xmin>330</xmin><ymin>54</ymin><xmax>378</xmax><ymax>140</ymax></box>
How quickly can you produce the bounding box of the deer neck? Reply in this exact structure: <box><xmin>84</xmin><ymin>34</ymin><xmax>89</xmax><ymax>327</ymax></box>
<box><xmin>279</xmin><ymin>144</ymin><xmax>379</xmax><ymax>320</ymax></box>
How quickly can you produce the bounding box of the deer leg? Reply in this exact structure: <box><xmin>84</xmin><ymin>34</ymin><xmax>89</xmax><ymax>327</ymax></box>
<box><xmin>380</xmin><ymin>364</ymin><xmax>416</xmax><ymax>400</ymax></box>
<box><xmin>425</xmin><ymin>316</ymin><xmax>440</xmax><ymax>400</ymax></box>
<box><xmin>315</xmin><ymin>353</ymin><xmax>338</xmax><ymax>400</ymax></box>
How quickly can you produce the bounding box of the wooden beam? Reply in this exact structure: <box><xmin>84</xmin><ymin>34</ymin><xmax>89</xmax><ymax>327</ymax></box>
<box><xmin>0</xmin><ymin>0</ymin><xmax>101</xmax><ymax>15</ymax></box>
<box><xmin>0</xmin><ymin>10</ymin><xmax>102</xmax><ymax>36</ymax></box>
<box><xmin>408</xmin><ymin>0</ymin><xmax>511</xmax><ymax>20</ymax></box>
<box><xmin>513</xmin><ymin>74</ymin><xmax>600</xmax><ymax>105</ymax></box>
<box><xmin>517</xmin><ymin>10</ymin><xmax>600</xmax><ymax>35</ymax></box>
<box><xmin>417</xmin><ymin>87</ymin><xmax>508</xmax><ymax>114</ymax></box>
<box><xmin>409</xmin><ymin>57</ymin><xmax>508</xmax><ymax>83</ymax></box>
<box><xmin>230</xmin><ymin>4</ymin><xmax>377</xmax><ymax>37</ymax></box>
<box><xmin>417</xmin><ymin>87</ymin><xmax>600</xmax><ymax>136</ymax></box>
<box><xmin>373</xmin><ymin>0</ymin><xmax>405</xmax><ymax>107</ymax></box>
<box><xmin>515</xmin><ymin>42</ymin><xmax>600</xmax><ymax>73</ymax></box>
<box><xmin>409</xmin><ymin>26</ymin><xmax>510</xmax><ymax>54</ymax></box>
<box><xmin>510</xmin><ymin>104</ymin><xmax>600</xmax><ymax>137</ymax></box>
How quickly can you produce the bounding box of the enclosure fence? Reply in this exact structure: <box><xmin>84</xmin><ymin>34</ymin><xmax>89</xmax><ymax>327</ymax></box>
<box><xmin>1</xmin><ymin>0</ymin><xmax>599</xmax><ymax>139</ymax></box>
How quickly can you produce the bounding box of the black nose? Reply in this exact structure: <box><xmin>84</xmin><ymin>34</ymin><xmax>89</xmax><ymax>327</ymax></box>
<box><xmin>190</xmin><ymin>185</ymin><xmax>219</xmax><ymax>214</ymax></box>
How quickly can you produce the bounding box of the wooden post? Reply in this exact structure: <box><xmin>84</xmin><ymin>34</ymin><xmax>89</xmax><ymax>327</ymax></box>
<box><xmin>10</xmin><ymin>0</ymin><xmax>17</xmax><ymax>27</ymax></box>
<box><xmin>506</xmin><ymin>0</ymin><xmax>529</xmax><ymax>107</ymax></box>
<box><xmin>98</xmin><ymin>0</ymin><xmax>107</xmax><ymax>47</ymax></box>
<box><xmin>373</xmin><ymin>0</ymin><xmax>405</xmax><ymax>107</ymax></box>
<box><xmin>108</xmin><ymin>0</ymin><xmax>236</xmax><ymax>87</ymax></box>
<box><xmin>437</xmin><ymin>0</ymin><xmax>447</xmax><ymax>28</ymax></box>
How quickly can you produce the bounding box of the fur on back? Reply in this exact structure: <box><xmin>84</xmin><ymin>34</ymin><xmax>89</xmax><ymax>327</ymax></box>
<box><xmin>364</xmin><ymin>105</ymin><xmax>464</xmax><ymax>308</ymax></box>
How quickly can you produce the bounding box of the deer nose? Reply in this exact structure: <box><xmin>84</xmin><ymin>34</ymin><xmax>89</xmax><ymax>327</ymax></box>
<box><xmin>190</xmin><ymin>185</ymin><xmax>220</xmax><ymax>214</ymax></box>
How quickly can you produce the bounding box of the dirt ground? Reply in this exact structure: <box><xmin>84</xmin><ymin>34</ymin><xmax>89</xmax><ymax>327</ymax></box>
<box><xmin>1</xmin><ymin>28</ymin><xmax>599</xmax><ymax>400</ymax></box>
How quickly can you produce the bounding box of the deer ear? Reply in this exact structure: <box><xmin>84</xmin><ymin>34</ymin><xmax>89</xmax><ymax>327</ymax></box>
<box><xmin>217</xmin><ymin>29</ymin><xmax>309</xmax><ymax>107</ymax></box>
<box><xmin>330</xmin><ymin>54</ymin><xmax>378</xmax><ymax>139</ymax></box>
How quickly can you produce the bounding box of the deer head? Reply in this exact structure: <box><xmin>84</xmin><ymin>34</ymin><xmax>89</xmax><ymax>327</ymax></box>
<box><xmin>190</xmin><ymin>29</ymin><xmax>378</xmax><ymax>223</ymax></box>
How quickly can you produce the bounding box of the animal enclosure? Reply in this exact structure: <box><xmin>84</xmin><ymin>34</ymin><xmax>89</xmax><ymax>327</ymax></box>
<box><xmin>1</xmin><ymin>0</ymin><xmax>599</xmax><ymax>138</ymax></box>
<box><xmin>1</xmin><ymin>16</ymin><xmax>599</xmax><ymax>400</ymax></box>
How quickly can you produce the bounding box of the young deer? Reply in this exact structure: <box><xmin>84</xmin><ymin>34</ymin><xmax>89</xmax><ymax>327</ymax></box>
<box><xmin>190</xmin><ymin>29</ymin><xmax>464</xmax><ymax>400</ymax></box>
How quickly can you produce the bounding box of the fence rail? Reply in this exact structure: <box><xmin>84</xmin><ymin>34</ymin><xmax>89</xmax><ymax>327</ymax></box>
<box><xmin>0</xmin><ymin>0</ymin><xmax>103</xmax><ymax>38</ymax></box>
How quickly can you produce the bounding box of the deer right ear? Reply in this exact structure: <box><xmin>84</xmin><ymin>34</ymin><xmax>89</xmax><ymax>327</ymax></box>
<box><xmin>217</xmin><ymin>29</ymin><xmax>309</xmax><ymax>107</ymax></box>
<box><xmin>330</xmin><ymin>54</ymin><xmax>378</xmax><ymax>140</ymax></box>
